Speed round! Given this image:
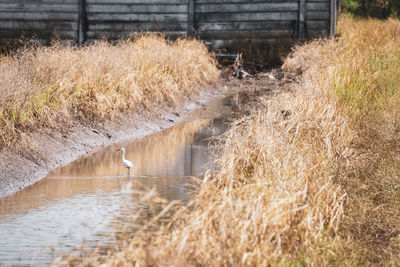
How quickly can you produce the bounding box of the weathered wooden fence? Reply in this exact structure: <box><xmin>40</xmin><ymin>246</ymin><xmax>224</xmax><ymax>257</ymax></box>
<box><xmin>0</xmin><ymin>0</ymin><xmax>79</xmax><ymax>44</ymax></box>
<box><xmin>0</xmin><ymin>0</ymin><xmax>339</xmax><ymax>47</ymax></box>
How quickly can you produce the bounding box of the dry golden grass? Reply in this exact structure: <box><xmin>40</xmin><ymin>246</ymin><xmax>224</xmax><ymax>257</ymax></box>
<box><xmin>284</xmin><ymin>15</ymin><xmax>400</xmax><ymax>264</ymax></box>
<box><xmin>0</xmin><ymin>34</ymin><xmax>219</xmax><ymax>147</ymax></box>
<box><xmin>59</xmin><ymin>15</ymin><xmax>400</xmax><ymax>266</ymax></box>
<box><xmin>70</xmin><ymin>77</ymin><xmax>347</xmax><ymax>266</ymax></box>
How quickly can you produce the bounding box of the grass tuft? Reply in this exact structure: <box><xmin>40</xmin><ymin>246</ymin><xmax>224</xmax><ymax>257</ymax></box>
<box><xmin>61</xmin><ymin>15</ymin><xmax>400</xmax><ymax>266</ymax></box>
<box><xmin>0</xmin><ymin>34</ymin><xmax>219</xmax><ymax>148</ymax></box>
<box><xmin>282</xmin><ymin>14</ymin><xmax>400</xmax><ymax>264</ymax></box>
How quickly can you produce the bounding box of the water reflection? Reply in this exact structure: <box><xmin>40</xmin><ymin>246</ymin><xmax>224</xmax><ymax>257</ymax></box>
<box><xmin>0</xmin><ymin>116</ymin><xmax>228</xmax><ymax>266</ymax></box>
<box><xmin>51</xmin><ymin>118</ymin><xmax>212</xmax><ymax>179</ymax></box>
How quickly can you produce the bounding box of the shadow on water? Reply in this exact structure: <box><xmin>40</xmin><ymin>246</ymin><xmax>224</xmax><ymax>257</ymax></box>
<box><xmin>0</xmin><ymin>95</ymin><xmax>235</xmax><ymax>266</ymax></box>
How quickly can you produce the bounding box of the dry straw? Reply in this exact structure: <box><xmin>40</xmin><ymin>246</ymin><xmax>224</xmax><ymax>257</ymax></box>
<box><xmin>0</xmin><ymin>34</ymin><xmax>219</xmax><ymax>148</ymax></box>
<box><xmin>57</xmin><ymin>15</ymin><xmax>400</xmax><ymax>266</ymax></box>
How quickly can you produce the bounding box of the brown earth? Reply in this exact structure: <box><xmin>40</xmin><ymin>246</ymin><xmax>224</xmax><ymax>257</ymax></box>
<box><xmin>0</xmin><ymin>88</ymin><xmax>224</xmax><ymax>199</ymax></box>
<box><xmin>0</xmin><ymin>70</ymin><xmax>290</xmax><ymax>199</ymax></box>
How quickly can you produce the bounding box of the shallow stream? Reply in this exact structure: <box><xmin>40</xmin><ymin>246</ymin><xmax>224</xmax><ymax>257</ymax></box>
<box><xmin>0</xmin><ymin>95</ymin><xmax>235</xmax><ymax>266</ymax></box>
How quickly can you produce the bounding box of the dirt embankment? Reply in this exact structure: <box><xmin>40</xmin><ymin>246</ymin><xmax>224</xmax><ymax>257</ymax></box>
<box><xmin>0</xmin><ymin>89</ymin><xmax>224</xmax><ymax>199</ymax></box>
<box><xmin>0</xmin><ymin>35</ymin><xmax>221</xmax><ymax>198</ymax></box>
<box><xmin>0</xmin><ymin>68</ymin><xmax>291</xmax><ymax>199</ymax></box>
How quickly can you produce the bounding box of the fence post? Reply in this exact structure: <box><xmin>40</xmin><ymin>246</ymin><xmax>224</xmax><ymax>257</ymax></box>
<box><xmin>79</xmin><ymin>0</ymin><xmax>87</xmax><ymax>44</ymax></box>
<box><xmin>330</xmin><ymin>0</ymin><xmax>337</xmax><ymax>37</ymax></box>
<box><xmin>298</xmin><ymin>0</ymin><xmax>305</xmax><ymax>39</ymax></box>
<box><xmin>188</xmin><ymin>0</ymin><xmax>195</xmax><ymax>37</ymax></box>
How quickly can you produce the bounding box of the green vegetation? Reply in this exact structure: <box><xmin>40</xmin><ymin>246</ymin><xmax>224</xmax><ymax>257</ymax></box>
<box><xmin>0</xmin><ymin>34</ymin><xmax>219</xmax><ymax>148</ymax></box>
<box><xmin>342</xmin><ymin>0</ymin><xmax>361</xmax><ymax>15</ymax></box>
<box><xmin>342</xmin><ymin>0</ymin><xmax>400</xmax><ymax>18</ymax></box>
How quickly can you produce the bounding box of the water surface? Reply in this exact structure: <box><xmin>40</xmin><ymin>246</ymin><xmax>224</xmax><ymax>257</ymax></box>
<box><xmin>0</xmin><ymin>96</ymin><xmax>233</xmax><ymax>266</ymax></box>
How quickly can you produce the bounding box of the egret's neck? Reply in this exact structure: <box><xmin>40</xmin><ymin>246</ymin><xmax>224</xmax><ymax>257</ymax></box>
<box><xmin>121</xmin><ymin>150</ymin><xmax>126</xmax><ymax>161</ymax></box>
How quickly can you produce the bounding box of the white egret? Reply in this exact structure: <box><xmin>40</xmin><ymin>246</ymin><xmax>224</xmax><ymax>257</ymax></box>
<box><xmin>116</xmin><ymin>148</ymin><xmax>133</xmax><ymax>176</ymax></box>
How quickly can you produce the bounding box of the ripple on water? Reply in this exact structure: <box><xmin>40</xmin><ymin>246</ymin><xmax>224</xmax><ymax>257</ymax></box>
<box><xmin>0</xmin><ymin>114</ymin><xmax>230</xmax><ymax>265</ymax></box>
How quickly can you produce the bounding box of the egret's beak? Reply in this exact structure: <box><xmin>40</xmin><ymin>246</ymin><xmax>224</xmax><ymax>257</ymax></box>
<box><xmin>116</xmin><ymin>149</ymin><xmax>120</xmax><ymax>151</ymax></box>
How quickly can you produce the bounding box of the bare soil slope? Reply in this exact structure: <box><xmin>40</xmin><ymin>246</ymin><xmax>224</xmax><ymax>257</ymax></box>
<box><xmin>0</xmin><ymin>89</ymin><xmax>221</xmax><ymax>198</ymax></box>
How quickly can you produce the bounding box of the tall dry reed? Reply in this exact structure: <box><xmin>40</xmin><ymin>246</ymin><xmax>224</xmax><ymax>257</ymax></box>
<box><xmin>284</xmin><ymin>15</ymin><xmax>400</xmax><ymax>264</ymax></box>
<box><xmin>61</xmin><ymin>15</ymin><xmax>400</xmax><ymax>266</ymax></box>
<box><xmin>0</xmin><ymin>34</ymin><xmax>219</xmax><ymax>147</ymax></box>
<box><xmin>74</xmin><ymin>74</ymin><xmax>347</xmax><ymax>266</ymax></box>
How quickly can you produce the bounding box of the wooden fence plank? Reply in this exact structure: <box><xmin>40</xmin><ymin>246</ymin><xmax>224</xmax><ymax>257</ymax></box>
<box><xmin>0</xmin><ymin>0</ymin><xmax>334</xmax><ymax>47</ymax></box>
<box><xmin>306</xmin><ymin>2</ymin><xmax>329</xmax><ymax>11</ymax></box>
<box><xmin>205</xmin><ymin>38</ymin><xmax>295</xmax><ymax>49</ymax></box>
<box><xmin>306</xmin><ymin>20</ymin><xmax>329</xmax><ymax>29</ymax></box>
<box><xmin>86</xmin><ymin>30</ymin><xmax>186</xmax><ymax>39</ymax></box>
<box><xmin>79</xmin><ymin>0</ymin><xmax>86</xmax><ymax>43</ymax></box>
<box><xmin>87</xmin><ymin>13</ymin><xmax>187</xmax><ymax>22</ymax></box>
<box><xmin>197</xmin><ymin>0</ymin><xmax>297</xmax><ymax>3</ymax></box>
<box><xmin>196</xmin><ymin>12</ymin><xmax>298</xmax><ymax>22</ymax></box>
<box><xmin>0</xmin><ymin>20</ymin><xmax>77</xmax><ymax>31</ymax></box>
<box><xmin>199</xmin><ymin>30</ymin><xmax>294</xmax><ymax>39</ymax></box>
<box><xmin>197</xmin><ymin>20</ymin><xmax>295</xmax><ymax>31</ymax></box>
<box><xmin>306</xmin><ymin>10</ymin><xmax>329</xmax><ymax>20</ymax></box>
<box><xmin>196</xmin><ymin>2</ymin><xmax>298</xmax><ymax>13</ymax></box>
<box><xmin>0</xmin><ymin>12</ymin><xmax>78</xmax><ymax>21</ymax></box>
<box><xmin>187</xmin><ymin>0</ymin><xmax>195</xmax><ymax>36</ymax></box>
<box><xmin>298</xmin><ymin>0</ymin><xmax>305</xmax><ymax>38</ymax></box>
<box><xmin>86</xmin><ymin>0</ymin><xmax>187</xmax><ymax>4</ymax></box>
<box><xmin>88</xmin><ymin>22</ymin><xmax>187</xmax><ymax>31</ymax></box>
<box><xmin>0</xmin><ymin>0</ymin><xmax>78</xmax><ymax>3</ymax></box>
<box><xmin>0</xmin><ymin>29</ymin><xmax>78</xmax><ymax>39</ymax></box>
<box><xmin>87</xmin><ymin>4</ymin><xmax>187</xmax><ymax>14</ymax></box>
<box><xmin>0</xmin><ymin>3</ymin><xmax>78</xmax><ymax>12</ymax></box>
<box><xmin>330</xmin><ymin>0</ymin><xmax>336</xmax><ymax>36</ymax></box>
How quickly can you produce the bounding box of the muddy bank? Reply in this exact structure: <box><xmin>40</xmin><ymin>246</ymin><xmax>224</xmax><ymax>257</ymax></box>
<box><xmin>0</xmin><ymin>70</ymin><xmax>289</xmax><ymax>199</ymax></box>
<box><xmin>0</xmin><ymin>87</ymin><xmax>227</xmax><ymax>199</ymax></box>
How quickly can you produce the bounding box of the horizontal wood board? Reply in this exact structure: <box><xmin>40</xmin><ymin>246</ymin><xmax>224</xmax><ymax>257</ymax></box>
<box><xmin>0</xmin><ymin>0</ymin><xmax>79</xmax><ymax>44</ymax></box>
<box><xmin>0</xmin><ymin>0</ymin><xmax>335</xmax><ymax>47</ymax></box>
